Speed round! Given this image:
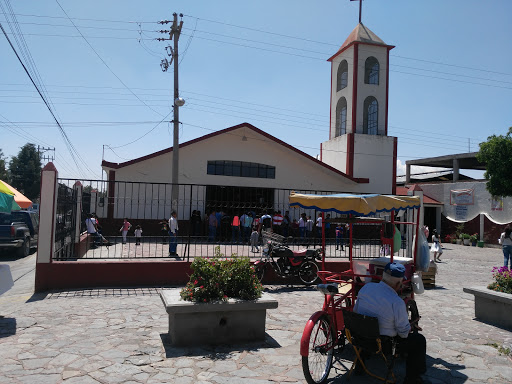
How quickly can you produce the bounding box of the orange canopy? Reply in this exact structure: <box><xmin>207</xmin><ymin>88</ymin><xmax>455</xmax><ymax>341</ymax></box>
<box><xmin>0</xmin><ymin>180</ymin><xmax>32</xmax><ymax>209</ymax></box>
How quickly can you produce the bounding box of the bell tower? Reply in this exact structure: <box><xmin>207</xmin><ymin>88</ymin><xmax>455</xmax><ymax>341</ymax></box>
<box><xmin>320</xmin><ymin>22</ymin><xmax>397</xmax><ymax>194</ymax></box>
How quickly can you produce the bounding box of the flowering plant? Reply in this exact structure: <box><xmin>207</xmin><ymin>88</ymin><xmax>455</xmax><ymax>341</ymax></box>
<box><xmin>487</xmin><ymin>266</ymin><xmax>512</xmax><ymax>294</ymax></box>
<box><xmin>180</xmin><ymin>246</ymin><xmax>263</xmax><ymax>303</ymax></box>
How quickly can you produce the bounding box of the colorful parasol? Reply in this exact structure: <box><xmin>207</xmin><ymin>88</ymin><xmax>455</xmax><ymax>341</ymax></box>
<box><xmin>289</xmin><ymin>192</ymin><xmax>421</xmax><ymax>216</ymax></box>
<box><xmin>0</xmin><ymin>180</ymin><xmax>31</xmax><ymax>210</ymax></box>
<box><xmin>0</xmin><ymin>181</ymin><xmax>21</xmax><ymax>213</ymax></box>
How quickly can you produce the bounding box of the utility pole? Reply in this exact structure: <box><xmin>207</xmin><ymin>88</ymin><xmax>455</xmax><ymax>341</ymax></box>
<box><xmin>158</xmin><ymin>13</ymin><xmax>184</xmax><ymax>214</ymax></box>
<box><xmin>37</xmin><ymin>146</ymin><xmax>55</xmax><ymax>164</ymax></box>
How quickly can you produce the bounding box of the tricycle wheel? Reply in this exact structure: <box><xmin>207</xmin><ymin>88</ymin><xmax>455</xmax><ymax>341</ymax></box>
<box><xmin>298</xmin><ymin>261</ymin><xmax>319</xmax><ymax>286</ymax></box>
<box><xmin>301</xmin><ymin>314</ymin><xmax>335</xmax><ymax>384</ymax></box>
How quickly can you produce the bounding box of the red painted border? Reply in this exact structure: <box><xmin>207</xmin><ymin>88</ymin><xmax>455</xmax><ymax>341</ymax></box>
<box><xmin>351</xmin><ymin>43</ymin><xmax>358</xmax><ymax>135</ymax></box>
<box><xmin>329</xmin><ymin>61</ymin><xmax>333</xmax><ymax>140</ymax></box>
<box><xmin>327</xmin><ymin>41</ymin><xmax>395</xmax><ymax>62</ymax></box>
<box><xmin>34</xmin><ymin>260</ymin><xmax>351</xmax><ymax>292</ymax></box>
<box><xmin>347</xmin><ymin>133</ymin><xmax>355</xmax><ymax>178</ymax></box>
<box><xmin>385</xmin><ymin>48</ymin><xmax>390</xmax><ymax>136</ymax></box>
<box><xmin>102</xmin><ymin>122</ymin><xmax>365</xmax><ymax>184</ymax></box>
<box><xmin>392</xmin><ymin>137</ymin><xmax>397</xmax><ymax>195</ymax></box>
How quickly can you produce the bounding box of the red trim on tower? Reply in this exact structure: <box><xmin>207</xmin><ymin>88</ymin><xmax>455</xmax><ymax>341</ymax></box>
<box><xmin>351</xmin><ymin>43</ymin><xmax>359</xmax><ymax>134</ymax></box>
<box><xmin>329</xmin><ymin>61</ymin><xmax>333</xmax><ymax>140</ymax></box>
<box><xmin>385</xmin><ymin>48</ymin><xmax>390</xmax><ymax>135</ymax></box>
<box><xmin>392</xmin><ymin>137</ymin><xmax>397</xmax><ymax>195</ymax></box>
<box><xmin>107</xmin><ymin>170</ymin><xmax>116</xmax><ymax>219</ymax></box>
<box><xmin>347</xmin><ymin>133</ymin><xmax>355</xmax><ymax>177</ymax></box>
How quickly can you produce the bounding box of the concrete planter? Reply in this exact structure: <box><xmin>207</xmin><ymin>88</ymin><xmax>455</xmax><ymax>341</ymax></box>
<box><xmin>463</xmin><ymin>286</ymin><xmax>512</xmax><ymax>330</ymax></box>
<box><xmin>160</xmin><ymin>289</ymin><xmax>278</xmax><ymax>346</ymax></box>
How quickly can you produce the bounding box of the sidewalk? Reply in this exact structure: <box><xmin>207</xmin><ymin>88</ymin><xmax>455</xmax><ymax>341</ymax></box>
<box><xmin>0</xmin><ymin>244</ymin><xmax>511</xmax><ymax>383</ymax></box>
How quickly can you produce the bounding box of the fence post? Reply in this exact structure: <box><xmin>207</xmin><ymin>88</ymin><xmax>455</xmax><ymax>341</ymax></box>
<box><xmin>73</xmin><ymin>181</ymin><xmax>83</xmax><ymax>251</ymax></box>
<box><xmin>35</xmin><ymin>163</ymin><xmax>58</xmax><ymax>291</ymax></box>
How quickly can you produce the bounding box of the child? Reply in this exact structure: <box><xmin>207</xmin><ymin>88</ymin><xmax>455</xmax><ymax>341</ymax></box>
<box><xmin>134</xmin><ymin>225</ymin><xmax>142</xmax><ymax>245</ymax></box>
<box><xmin>431</xmin><ymin>229</ymin><xmax>443</xmax><ymax>262</ymax></box>
<box><xmin>250</xmin><ymin>229</ymin><xmax>259</xmax><ymax>253</ymax></box>
<box><xmin>120</xmin><ymin>218</ymin><xmax>131</xmax><ymax>244</ymax></box>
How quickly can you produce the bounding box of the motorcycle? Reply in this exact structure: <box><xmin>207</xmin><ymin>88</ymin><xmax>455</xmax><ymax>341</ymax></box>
<box><xmin>253</xmin><ymin>231</ymin><xmax>322</xmax><ymax>286</ymax></box>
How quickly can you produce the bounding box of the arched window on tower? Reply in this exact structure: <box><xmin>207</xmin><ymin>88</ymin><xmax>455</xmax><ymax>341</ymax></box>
<box><xmin>364</xmin><ymin>57</ymin><xmax>379</xmax><ymax>85</ymax></box>
<box><xmin>363</xmin><ymin>97</ymin><xmax>378</xmax><ymax>135</ymax></box>
<box><xmin>335</xmin><ymin>97</ymin><xmax>347</xmax><ymax>136</ymax></box>
<box><xmin>337</xmin><ymin>60</ymin><xmax>348</xmax><ymax>91</ymax></box>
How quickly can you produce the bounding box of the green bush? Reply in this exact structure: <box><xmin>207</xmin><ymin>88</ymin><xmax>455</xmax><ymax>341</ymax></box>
<box><xmin>460</xmin><ymin>233</ymin><xmax>471</xmax><ymax>239</ymax></box>
<box><xmin>180</xmin><ymin>246</ymin><xmax>263</xmax><ymax>303</ymax></box>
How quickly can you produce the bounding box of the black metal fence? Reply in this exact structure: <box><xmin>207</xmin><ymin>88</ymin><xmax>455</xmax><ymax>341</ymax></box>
<box><xmin>54</xmin><ymin>182</ymin><xmax>79</xmax><ymax>260</ymax></box>
<box><xmin>55</xmin><ymin>178</ymin><xmax>414</xmax><ymax>260</ymax></box>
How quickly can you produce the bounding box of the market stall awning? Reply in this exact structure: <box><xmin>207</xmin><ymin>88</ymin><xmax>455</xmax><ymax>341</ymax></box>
<box><xmin>0</xmin><ymin>180</ymin><xmax>32</xmax><ymax>209</ymax></box>
<box><xmin>289</xmin><ymin>192</ymin><xmax>421</xmax><ymax>216</ymax></box>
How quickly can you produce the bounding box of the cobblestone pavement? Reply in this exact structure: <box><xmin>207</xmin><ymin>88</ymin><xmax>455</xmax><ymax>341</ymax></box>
<box><xmin>0</xmin><ymin>244</ymin><xmax>511</xmax><ymax>383</ymax></box>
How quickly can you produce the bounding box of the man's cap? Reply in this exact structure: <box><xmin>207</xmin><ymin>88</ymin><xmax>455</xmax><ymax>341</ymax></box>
<box><xmin>384</xmin><ymin>262</ymin><xmax>405</xmax><ymax>278</ymax></box>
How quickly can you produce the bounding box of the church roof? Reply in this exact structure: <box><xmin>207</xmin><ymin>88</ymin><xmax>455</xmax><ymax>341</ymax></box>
<box><xmin>101</xmin><ymin>122</ymin><xmax>369</xmax><ymax>184</ymax></box>
<box><xmin>328</xmin><ymin>23</ymin><xmax>393</xmax><ymax>61</ymax></box>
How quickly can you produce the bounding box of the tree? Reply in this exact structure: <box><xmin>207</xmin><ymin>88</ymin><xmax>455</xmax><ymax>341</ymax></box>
<box><xmin>8</xmin><ymin>143</ymin><xmax>42</xmax><ymax>200</ymax></box>
<box><xmin>476</xmin><ymin>127</ymin><xmax>512</xmax><ymax>197</ymax></box>
<box><xmin>0</xmin><ymin>149</ymin><xmax>8</xmax><ymax>182</ymax></box>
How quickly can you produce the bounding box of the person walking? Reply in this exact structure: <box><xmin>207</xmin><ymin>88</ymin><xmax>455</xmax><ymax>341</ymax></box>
<box><xmin>499</xmin><ymin>225</ymin><xmax>512</xmax><ymax>269</ymax></box>
<box><xmin>431</xmin><ymin>229</ymin><xmax>443</xmax><ymax>262</ymax></box>
<box><xmin>120</xmin><ymin>218</ymin><xmax>131</xmax><ymax>244</ymax></box>
<box><xmin>168</xmin><ymin>211</ymin><xmax>179</xmax><ymax>256</ymax></box>
<box><xmin>250</xmin><ymin>228</ymin><xmax>260</xmax><ymax>253</ymax></box>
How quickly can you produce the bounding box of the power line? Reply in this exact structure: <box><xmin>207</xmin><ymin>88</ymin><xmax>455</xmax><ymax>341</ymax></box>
<box><xmin>0</xmin><ymin>21</ymin><xmax>96</xmax><ymax>179</ymax></box>
<box><xmin>55</xmin><ymin>0</ymin><xmax>164</xmax><ymax>118</ymax></box>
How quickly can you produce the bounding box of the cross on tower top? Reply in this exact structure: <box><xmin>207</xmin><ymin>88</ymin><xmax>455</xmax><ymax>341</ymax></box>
<box><xmin>350</xmin><ymin>0</ymin><xmax>363</xmax><ymax>24</ymax></box>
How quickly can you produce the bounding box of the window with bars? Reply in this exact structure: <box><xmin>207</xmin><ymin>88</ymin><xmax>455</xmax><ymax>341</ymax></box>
<box><xmin>207</xmin><ymin>161</ymin><xmax>276</xmax><ymax>179</ymax></box>
<box><xmin>335</xmin><ymin>97</ymin><xmax>347</xmax><ymax>136</ymax></box>
<box><xmin>363</xmin><ymin>96</ymin><xmax>378</xmax><ymax>135</ymax></box>
<box><xmin>337</xmin><ymin>60</ymin><xmax>349</xmax><ymax>91</ymax></box>
<box><xmin>364</xmin><ymin>56</ymin><xmax>380</xmax><ymax>85</ymax></box>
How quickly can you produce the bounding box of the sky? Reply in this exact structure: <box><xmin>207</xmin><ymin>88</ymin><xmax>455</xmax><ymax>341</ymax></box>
<box><xmin>1</xmin><ymin>0</ymin><xmax>511</xmax><ymax>182</ymax></box>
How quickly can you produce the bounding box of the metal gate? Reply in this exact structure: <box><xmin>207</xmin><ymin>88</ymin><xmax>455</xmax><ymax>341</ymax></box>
<box><xmin>54</xmin><ymin>182</ymin><xmax>78</xmax><ymax>260</ymax></box>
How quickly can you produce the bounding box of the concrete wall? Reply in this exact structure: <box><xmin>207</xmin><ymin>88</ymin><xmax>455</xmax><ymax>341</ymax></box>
<box><xmin>352</xmin><ymin>134</ymin><xmax>395</xmax><ymax>194</ymax></box>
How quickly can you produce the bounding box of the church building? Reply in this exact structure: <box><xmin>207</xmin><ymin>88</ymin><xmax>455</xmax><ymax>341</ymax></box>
<box><xmin>101</xmin><ymin>22</ymin><xmax>398</xmax><ymax>220</ymax></box>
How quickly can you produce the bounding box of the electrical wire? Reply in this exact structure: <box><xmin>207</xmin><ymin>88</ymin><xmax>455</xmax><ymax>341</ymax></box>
<box><xmin>55</xmin><ymin>1</ymin><xmax>165</xmax><ymax>118</ymax></box>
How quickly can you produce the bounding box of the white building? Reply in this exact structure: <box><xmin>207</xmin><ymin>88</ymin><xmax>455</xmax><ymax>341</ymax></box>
<box><xmin>101</xmin><ymin>23</ymin><xmax>398</xmax><ymax>220</ymax></box>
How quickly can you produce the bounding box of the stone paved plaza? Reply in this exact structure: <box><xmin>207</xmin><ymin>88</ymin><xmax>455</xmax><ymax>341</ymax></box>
<box><xmin>0</xmin><ymin>243</ymin><xmax>511</xmax><ymax>383</ymax></box>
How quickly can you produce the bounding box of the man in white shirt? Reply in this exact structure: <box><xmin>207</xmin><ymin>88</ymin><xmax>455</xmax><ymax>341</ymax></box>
<box><xmin>168</xmin><ymin>211</ymin><xmax>179</xmax><ymax>256</ymax></box>
<box><xmin>85</xmin><ymin>214</ymin><xmax>101</xmax><ymax>247</ymax></box>
<box><xmin>354</xmin><ymin>262</ymin><xmax>427</xmax><ymax>384</ymax></box>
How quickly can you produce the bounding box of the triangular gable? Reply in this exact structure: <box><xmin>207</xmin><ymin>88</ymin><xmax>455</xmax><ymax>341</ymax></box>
<box><xmin>102</xmin><ymin>122</ymin><xmax>368</xmax><ymax>184</ymax></box>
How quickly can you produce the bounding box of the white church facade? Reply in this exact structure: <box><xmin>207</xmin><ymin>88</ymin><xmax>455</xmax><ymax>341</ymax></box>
<box><xmin>100</xmin><ymin>23</ymin><xmax>398</xmax><ymax>220</ymax></box>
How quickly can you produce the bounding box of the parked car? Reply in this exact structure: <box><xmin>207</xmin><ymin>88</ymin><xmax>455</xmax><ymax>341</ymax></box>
<box><xmin>0</xmin><ymin>211</ymin><xmax>39</xmax><ymax>257</ymax></box>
